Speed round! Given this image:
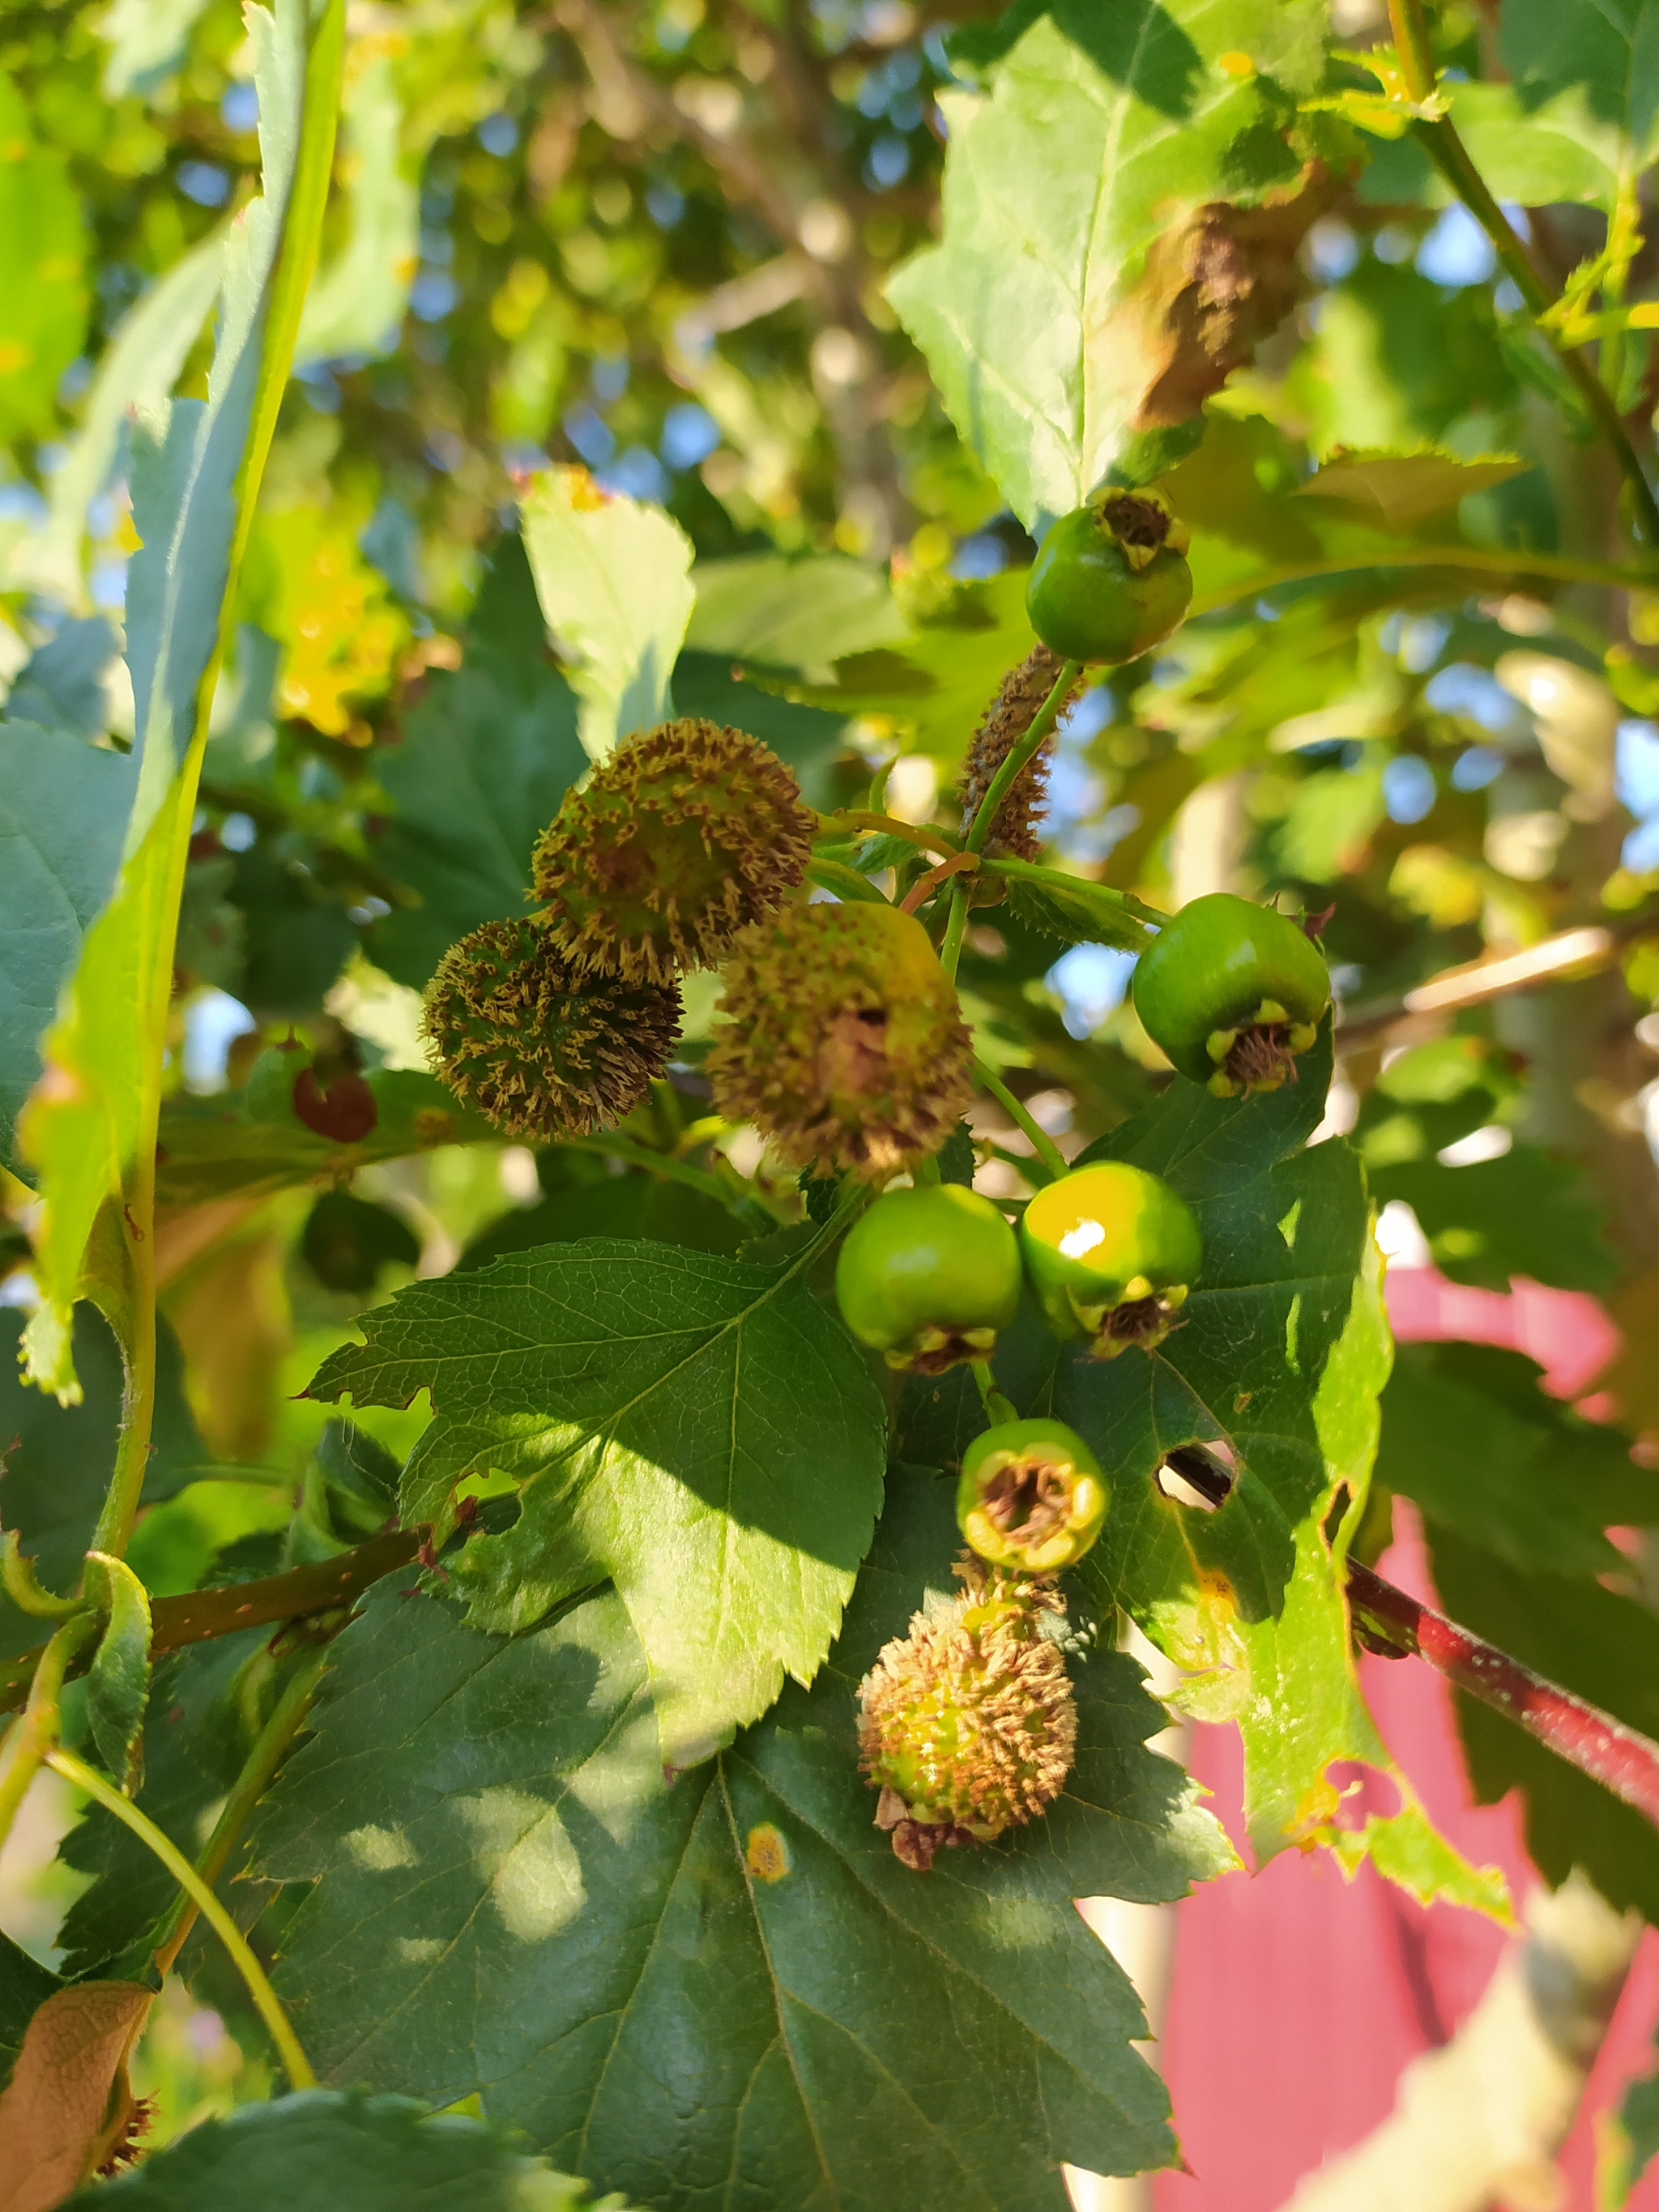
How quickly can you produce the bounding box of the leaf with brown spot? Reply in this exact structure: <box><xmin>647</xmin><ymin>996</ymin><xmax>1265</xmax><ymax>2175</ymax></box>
<box><xmin>0</xmin><ymin>1980</ymin><xmax>152</xmax><ymax>2212</ymax></box>
<box><xmin>889</xmin><ymin>0</ymin><xmax>1340</xmax><ymax>526</ymax></box>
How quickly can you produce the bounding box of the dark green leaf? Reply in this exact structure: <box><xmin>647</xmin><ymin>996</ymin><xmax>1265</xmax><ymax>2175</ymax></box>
<box><xmin>1617</xmin><ymin>2039</ymin><xmax>1659</xmax><ymax>2199</ymax></box>
<box><xmin>254</xmin><ymin>1467</ymin><xmax>1234</xmax><ymax>2205</ymax></box>
<box><xmin>0</xmin><ymin>1935</ymin><xmax>59</xmax><ymax>2095</ymax></box>
<box><xmin>1047</xmin><ymin>1034</ymin><xmax>1504</xmax><ymax>1910</ymax></box>
<box><xmin>987</xmin><ymin>859</ymin><xmax>1156</xmax><ymax>953</ymax></box>
<box><xmin>307</xmin><ymin>1240</ymin><xmax>887</xmax><ymax>1762</ymax></box>
<box><xmin>1377</xmin><ymin>1343</ymin><xmax>1653</xmax><ymax>1576</ymax></box>
<box><xmin>1371</xmin><ymin>1150</ymin><xmax>1614</xmax><ymax>1293</ymax></box>
<box><xmin>369</xmin><ymin>535</ymin><xmax>587</xmax><ymax>991</ymax></box>
<box><xmin>458</xmin><ymin>1170</ymin><xmax>745</xmax><ymax>1272</ymax></box>
<box><xmin>301</xmin><ymin>1187</ymin><xmax>421</xmax><ymax>1293</ymax></box>
<box><xmin>61</xmin><ymin>2089</ymin><xmax>627</xmax><ymax>2209</ymax></box>
<box><xmin>0</xmin><ymin>1306</ymin><xmax>201</xmax><ymax>1661</ymax></box>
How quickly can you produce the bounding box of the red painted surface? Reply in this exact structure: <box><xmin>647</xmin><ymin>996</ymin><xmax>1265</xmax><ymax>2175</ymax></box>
<box><xmin>1150</xmin><ymin>1268</ymin><xmax>1659</xmax><ymax>2210</ymax></box>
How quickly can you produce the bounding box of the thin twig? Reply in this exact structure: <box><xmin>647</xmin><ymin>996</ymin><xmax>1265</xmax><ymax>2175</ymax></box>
<box><xmin>1337</xmin><ymin>913</ymin><xmax>1659</xmax><ymax>1041</ymax></box>
<box><xmin>49</xmin><ymin>1746</ymin><xmax>318</xmax><ymax>2091</ymax></box>
<box><xmin>0</xmin><ymin>1613</ymin><xmax>95</xmax><ymax>1852</ymax></box>
<box><xmin>1346</xmin><ymin>1558</ymin><xmax>1659</xmax><ymax>1830</ymax></box>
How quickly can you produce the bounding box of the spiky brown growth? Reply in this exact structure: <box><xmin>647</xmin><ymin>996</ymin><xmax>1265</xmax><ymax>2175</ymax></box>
<box><xmin>531</xmin><ymin>718</ymin><xmax>816</xmax><ymax>983</ymax></box>
<box><xmin>957</xmin><ymin>644</ymin><xmax>1083</xmax><ymax>864</ymax></box>
<box><xmin>423</xmin><ymin>916</ymin><xmax>680</xmax><ymax>1140</ymax></box>
<box><xmin>706</xmin><ymin>900</ymin><xmax>973</xmax><ymax>1178</ymax></box>
<box><xmin>857</xmin><ymin>1557</ymin><xmax>1077</xmax><ymax>1871</ymax></box>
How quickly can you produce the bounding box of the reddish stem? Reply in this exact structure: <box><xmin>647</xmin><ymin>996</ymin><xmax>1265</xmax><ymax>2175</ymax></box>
<box><xmin>1346</xmin><ymin>1557</ymin><xmax>1659</xmax><ymax>1829</ymax></box>
<box><xmin>900</xmin><ymin>850</ymin><xmax>978</xmax><ymax>914</ymax></box>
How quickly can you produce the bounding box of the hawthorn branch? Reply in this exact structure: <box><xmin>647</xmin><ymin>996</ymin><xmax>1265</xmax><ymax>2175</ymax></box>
<box><xmin>0</xmin><ymin>1528</ymin><xmax>421</xmax><ymax>1716</ymax></box>
<box><xmin>1346</xmin><ymin>1557</ymin><xmax>1659</xmax><ymax>1829</ymax></box>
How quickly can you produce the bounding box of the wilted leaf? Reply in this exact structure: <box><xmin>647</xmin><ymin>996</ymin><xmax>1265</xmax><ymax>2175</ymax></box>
<box><xmin>307</xmin><ymin>1239</ymin><xmax>887</xmax><ymax>1762</ymax></box>
<box><xmin>889</xmin><ymin>0</ymin><xmax>1337</xmax><ymax>526</ymax></box>
<box><xmin>0</xmin><ymin>1980</ymin><xmax>153</xmax><ymax>2212</ymax></box>
<box><xmin>254</xmin><ymin>1469</ymin><xmax>1234</xmax><ymax>2205</ymax></box>
<box><xmin>62</xmin><ymin>2088</ymin><xmax>629</xmax><ymax>2210</ymax></box>
<box><xmin>519</xmin><ymin>467</ymin><xmax>694</xmax><ymax>761</ymax></box>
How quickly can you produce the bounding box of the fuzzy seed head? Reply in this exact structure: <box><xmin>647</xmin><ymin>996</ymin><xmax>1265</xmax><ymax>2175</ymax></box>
<box><xmin>423</xmin><ymin>916</ymin><xmax>680</xmax><ymax>1140</ymax></box>
<box><xmin>706</xmin><ymin>900</ymin><xmax>973</xmax><ymax>1178</ymax></box>
<box><xmin>957</xmin><ymin>645</ymin><xmax>1082</xmax><ymax>865</ymax></box>
<box><xmin>859</xmin><ymin>1560</ymin><xmax>1077</xmax><ymax>1870</ymax></box>
<box><xmin>531</xmin><ymin>719</ymin><xmax>816</xmax><ymax>983</ymax></box>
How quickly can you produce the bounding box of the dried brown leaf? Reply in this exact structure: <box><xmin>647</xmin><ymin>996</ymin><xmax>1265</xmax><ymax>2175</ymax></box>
<box><xmin>0</xmin><ymin>1980</ymin><xmax>152</xmax><ymax>2212</ymax></box>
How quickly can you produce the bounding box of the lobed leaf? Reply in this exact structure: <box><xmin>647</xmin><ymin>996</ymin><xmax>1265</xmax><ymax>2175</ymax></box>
<box><xmin>253</xmin><ymin>1467</ymin><xmax>1234</xmax><ymax>2206</ymax></box>
<box><xmin>306</xmin><ymin>1239</ymin><xmax>887</xmax><ymax>1764</ymax></box>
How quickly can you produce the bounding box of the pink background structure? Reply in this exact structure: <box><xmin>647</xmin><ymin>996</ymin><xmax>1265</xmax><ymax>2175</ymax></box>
<box><xmin>1154</xmin><ymin>1268</ymin><xmax>1659</xmax><ymax>2211</ymax></box>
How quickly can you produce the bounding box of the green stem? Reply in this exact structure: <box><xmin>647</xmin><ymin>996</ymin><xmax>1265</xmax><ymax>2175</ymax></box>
<box><xmin>806</xmin><ymin>856</ymin><xmax>893</xmax><ymax>905</ymax></box>
<box><xmin>150</xmin><ymin>1647</ymin><xmax>328</xmax><ymax>1978</ymax></box>
<box><xmin>970</xmin><ymin>1361</ymin><xmax>1019</xmax><ymax>1426</ymax></box>
<box><xmin>964</xmin><ymin>662</ymin><xmax>1082</xmax><ymax>860</ymax></box>
<box><xmin>1</xmin><ymin>1532</ymin><xmax>82</xmax><ymax>1618</ymax></box>
<box><xmin>92</xmin><ymin>1143</ymin><xmax>157</xmax><ymax>1560</ymax></box>
<box><xmin>0</xmin><ymin>1613</ymin><xmax>95</xmax><ymax>1855</ymax></box>
<box><xmin>49</xmin><ymin>1745</ymin><xmax>318</xmax><ymax>2091</ymax></box>
<box><xmin>1386</xmin><ymin>0</ymin><xmax>1659</xmax><ymax>546</ymax></box>
<box><xmin>940</xmin><ymin>660</ymin><xmax>1081</xmax><ymax>987</ymax></box>
<box><xmin>973</xmin><ymin>1060</ymin><xmax>1067</xmax><ymax>1182</ymax></box>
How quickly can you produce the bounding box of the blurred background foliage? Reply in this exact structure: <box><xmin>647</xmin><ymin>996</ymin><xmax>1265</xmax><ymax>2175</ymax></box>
<box><xmin>3</xmin><ymin>0</ymin><xmax>1659</xmax><ymax>2154</ymax></box>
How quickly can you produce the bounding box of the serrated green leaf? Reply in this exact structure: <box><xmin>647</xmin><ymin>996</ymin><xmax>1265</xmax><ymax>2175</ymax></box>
<box><xmin>83</xmin><ymin>1552</ymin><xmax>153</xmax><ymax>1794</ymax></box>
<box><xmin>18</xmin><ymin>0</ymin><xmax>342</xmax><ymax>1398</ymax></box>
<box><xmin>1429</xmin><ymin>1528</ymin><xmax>1659</xmax><ymax>1923</ymax></box>
<box><xmin>0</xmin><ymin>725</ymin><xmax>138</xmax><ymax>1170</ymax></box>
<box><xmin>368</xmin><ymin>535</ymin><xmax>586</xmax><ymax>990</ymax></box>
<box><xmin>1294</xmin><ymin>449</ymin><xmax>1527</xmax><ymax>531</ymax></box>
<box><xmin>0</xmin><ymin>1306</ymin><xmax>201</xmax><ymax>1661</ymax></box>
<box><xmin>1496</xmin><ymin>0</ymin><xmax>1659</xmax><ymax>190</ymax></box>
<box><xmin>987</xmin><ymin>858</ymin><xmax>1157</xmax><ymax>953</ymax></box>
<box><xmin>519</xmin><ymin>468</ymin><xmax>694</xmax><ymax>763</ymax></box>
<box><xmin>254</xmin><ymin>1466</ymin><xmax>1235</xmax><ymax>2204</ymax></box>
<box><xmin>888</xmin><ymin>0</ymin><xmax>1333</xmax><ymax>528</ymax></box>
<box><xmin>1377</xmin><ymin>1343</ymin><xmax>1654</xmax><ymax>1576</ymax></box>
<box><xmin>61</xmin><ymin>2089</ymin><xmax>629</xmax><ymax>2210</ymax></box>
<box><xmin>1034</xmin><ymin>1034</ymin><xmax>1507</xmax><ymax>1913</ymax></box>
<box><xmin>306</xmin><ymin>1240</ymin><xmax>886</xmax><ymax>1762</ymax></box>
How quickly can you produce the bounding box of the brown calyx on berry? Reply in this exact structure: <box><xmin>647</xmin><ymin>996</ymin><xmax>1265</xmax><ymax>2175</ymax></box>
<box><xmin>957</xmin><ymin>644</ymin><xmax>1082</xmax><ymax>867</ymax></box>
<box><xmin>531</xmin><ymin>718</ymin><xmax>816</xmax><ymax>984</ymax></box>
<box><xmin>706</xmin><ymin>900</ymin><xmax>973</xmax><ymax>1179</ymax></box>
<box><xmin>423</xmin><ymin>914</ymin><xmax>680</xmax><ymax>1140</ymax></box>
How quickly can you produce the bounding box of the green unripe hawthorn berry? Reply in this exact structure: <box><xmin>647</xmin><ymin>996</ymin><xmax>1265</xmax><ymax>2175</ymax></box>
<box><xmin>1020</xmin><ymin>1159</ymin><xmax>1202</xmax><ymax>1358</ymax></box>
<box><xmin>957</xmin><ymin>1418</ymin><xmax>1107</xmax><ymax>1574</ymax></box>
<box><xmin>1026</xmin><ymin>491</ymin><xmax>1192</xmax><ymax>666</ymax></box>
<box><xmin>707</xmin><ymin>901</ymin><xmax>973</xmax><ymax>1178</ymax></box>
<box><xmin>858</xmin><ymin>1562</ymin><xmax>1077</xmax><ymax>1870</ymax></box>
<box><xmin>423</xmin><ymin>915</ymin><xmax>680</xmax><ymax>1140</ymax></box>
<box><xmin>532</xmin><ymin>718</ymin><xmax>816</xmax><ymax>984</ymax></box>
<box><xmin>1132</xmin><ymin>892</ymin><xmax>1331</xmax><ymax>1098</ymax></box>
<box><xmin>834</xmin><ymin>1183</ymin><xmax>1021</xmax><ymax>1375</ymax></box>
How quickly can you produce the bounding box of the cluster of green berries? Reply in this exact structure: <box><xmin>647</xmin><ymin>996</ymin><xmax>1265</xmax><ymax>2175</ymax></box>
<box><xmin>423</xmin><ymin>718</ymin><xmax>815</xmax><ymax>1140</ymax></box>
